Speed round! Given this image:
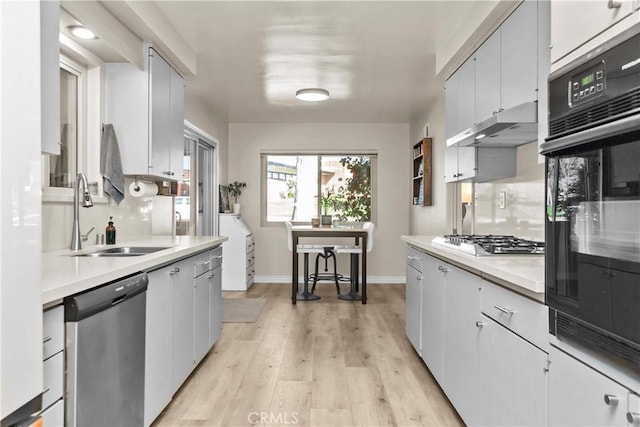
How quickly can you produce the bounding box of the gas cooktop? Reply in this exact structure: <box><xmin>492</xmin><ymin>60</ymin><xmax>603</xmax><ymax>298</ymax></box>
<box><xmin>431</xmin><ymin>234</ymin><xmax>545</xmax><ymax>256</ymax></box>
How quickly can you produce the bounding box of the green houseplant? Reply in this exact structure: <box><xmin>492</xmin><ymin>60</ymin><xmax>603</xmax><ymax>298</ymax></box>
<box><xmin>228</xmin><ymin>181</ymin><xmax>247</xmax><ymax>214</ymax></box>
<box><xmin>320</xmin><ymin>187</ymin><xmax>339</xmax><ymax>225</ymax></box>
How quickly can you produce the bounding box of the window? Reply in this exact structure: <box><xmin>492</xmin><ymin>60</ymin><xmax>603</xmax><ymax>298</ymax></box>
<box><xmin>262</xmin><ymin>153</ymin><xmax>376</xmax><ymax>224</ymax></box>
<box><xmin>43</xmin><ymin>56</ymin><xmax>85</xmax><ymax>193</ymax></box>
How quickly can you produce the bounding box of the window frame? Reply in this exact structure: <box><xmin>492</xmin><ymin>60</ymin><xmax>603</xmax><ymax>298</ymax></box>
<box><xmin>260</xmin><ymin>151</ymin><xmax>377</xmax><ymax>227</ymax></box>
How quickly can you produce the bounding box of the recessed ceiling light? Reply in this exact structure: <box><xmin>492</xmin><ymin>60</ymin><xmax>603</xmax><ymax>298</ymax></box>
<box><xmin>67</xmin><ymin>25</ymin><xmax>98</xmax><ymax>40</ymax></box>
<box><xmin>295</xmin><ymin>88</ymin><xmax>330</xmax><ymax>102</ymax></box>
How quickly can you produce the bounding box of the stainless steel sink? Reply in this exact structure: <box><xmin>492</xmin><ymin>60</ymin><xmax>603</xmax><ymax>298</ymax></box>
<box><xmin>72</xmin><ymin>246</ymin><xmax>171</xmax><ymax>257</ymax></box>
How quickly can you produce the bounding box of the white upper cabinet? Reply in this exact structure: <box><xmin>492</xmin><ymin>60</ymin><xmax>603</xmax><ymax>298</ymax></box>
<box><xmin>550</xmin><ymin>0</ymin><xmax>634</xmax><ymax>64</ymax></box>
<box><xmin>500</xmin><ymin>0</ymin><xmax>538</xmax><ymax>111</ymax></box>
<box><xmin>106</xmin><ymin>47</ymin><xmax>185</xmax><ymax>179</ymax></box>
<box><xmin>445</xmin><ymin>57</ymin><xmax>475</xmax><ymax>141</ymax></box>
<box><xmin>474</xmin><ymin>30</ymin><xmax>500</xmax><ymax>124</ymax></box>
<box><xmin>41</xmin><ymin>0</ymin><xmax>60</xmax><ymax>155</ymax></box>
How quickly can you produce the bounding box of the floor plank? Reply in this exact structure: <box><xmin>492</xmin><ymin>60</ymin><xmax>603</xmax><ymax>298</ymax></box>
<box><xmin>152</xmin><ymin>283</ymin><xmax>463</xmax><ymax>427</ymax></box>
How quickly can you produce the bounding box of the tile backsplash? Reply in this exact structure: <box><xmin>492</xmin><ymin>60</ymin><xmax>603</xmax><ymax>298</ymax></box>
<box><xmin>42</xmin><ymin>178</ymin><xmax>164</xmax><ymax>252</ymax></box>
<box><xmin>473</xmin><ymin>141</ymin><xmax>545</xmax><ymax>241</ymax></box>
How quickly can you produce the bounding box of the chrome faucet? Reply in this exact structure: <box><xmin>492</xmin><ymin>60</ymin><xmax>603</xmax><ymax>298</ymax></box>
<box><xmin>70</xmin><ymin>173</ymin><xmax>94</xmax><ymax>250</ymax></box>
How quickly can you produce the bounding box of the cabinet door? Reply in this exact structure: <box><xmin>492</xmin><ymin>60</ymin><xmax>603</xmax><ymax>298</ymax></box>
<box><xmin>149</xmin><ymin>50</ymin><xmax>172</xmax><ymax>178</ymax></box>
<box><xmin>169</xmin><ymin>69</ymin><xmax>185</xmax><ymax>178</ymax></box>
<box><xmin>445</xmin><ymin>75</ymin><xmax>458</xmax><ymax>140</ymax></box>
<box><xmin>477</xmin><ymin>315</ymin><xmax>548</xmax><ymax>426</ymax></box>
<box><xmin>456</xmin><ymin>146</ymin><xmax>477</xmax><ymax>182</ymax></box>
<box><xmin>548</xmin><ymin>346</ymin><xmax>629</xmax><ymax>427</ymax></box>
<box><xmin>144</xmin><ymin>267</ymin><xmax>174</xmax><ymax>427</ymax></box>
<box><xmin>172</xmin><ymin>258</ymin><xmax>195</xmax><ymax>393</ymax></box>
<box><xmin>420</xmin><ymin>255</ymin><xmax>445</xmax><ymax>386</ymax></box>
<box><xmin>194</xmin><ymin>273</ymin><xmax>210</xmax><ymax>364</ymax></box>
<box><xmin>501</xmin><ymin>0</ymin><xmax>538</xmax><ymax>109</ymax></box>
<box><xmin>474</xmin><ymin>29</ymin><xmax>501</xmax><ymax>123</ymax></box>
<box><xmin>550</xmin><ymin>0</ymin><xmax>633</xmax><ymax>63</ymax></box>
<box><xmin>209</xmin><ymin>265</ymin><xmax>222</xmax><ymax>347</ymax></box>
<box><xmin>444</xmin><ymin>147</ymin><xmax>460</xmax><ymax>183</ymax></box>
<box><xmin>40</xmin><ymin>0</ymin><xmax>60</xmax><ymax>155</ymax></box>
<box><xmin>456</xmin><ymin>58</ymin><xmax>476</xmax><ymax>136</ymax></box>
<box><xmin>405</xmin><ymin>264</ymin><xmax>422</xmax><ymax>354</ymax></box>
<box><xmin>443</xmin><ymin>265</ymin><xmax>481</xmax><ymax>426</ymax></box>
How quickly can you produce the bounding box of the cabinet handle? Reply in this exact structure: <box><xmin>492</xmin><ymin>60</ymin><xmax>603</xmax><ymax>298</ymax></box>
<box><xmin>43</xmin><ymin>336</ymin><xmax>52</xmax><ymax>344</ymax></box>
<box><xmin>607</xmin><ymin>0</ymin><xmax>621</xmax><ymax>8</ymax></box>
<box><xmin>200</xmin><ymin>261</ymin><xmax>211</xmax><ymax>266</ymax></box>
<box><xmin>457</xmin><ymin>173</ymin><xmax>463</xmax><ymax>177</ymax></box>
<box><xmin>627</xmin><ymin>412</ymin><xmax>640</xmax><ymax>424</ymax></box>
<box><xmin>162</xmin><ymin>171</ymin><xmax>171</xmax><ymax>175</ymax></box>
<box><xmin>438</xmin><ymin>266</ymin><xmax>448</xmax><ymax>273</ymax></box>
<box><xmin>603</xmin><ymin>394</ymin><xmax>619</xmax><ymax>405</ymax></box>
<box><xmin>475</xmin><ymin>321</ymin><xmax>486</xmax><ymax>328</ymax></box>
<box><xmin>416</xmin><ymin>276</ymin><xmax>423</xmax><ymax>280</ymax></box>
<box><xmin>215</xmin><ymin>255</ymin><xmax>223</xmax><ymax>259</ymax></box>
<box><xmin>207</xmin><ymin>274</ymin><xmax>215</xmax><ymax>279</ymax></box>
<box><xmin>169</xmin><ymin>267</ymin><xmax>180</xmax><ymax>275</ymax></box>
<box><xmin>494</xmin><ymin>305</ymin><xmax>514</xmax><ymax>315</ymax></box>
<box><xmin>407</xmin><ymin>256</ymin><xmax>415</xmax><ymax>260</ymax></box>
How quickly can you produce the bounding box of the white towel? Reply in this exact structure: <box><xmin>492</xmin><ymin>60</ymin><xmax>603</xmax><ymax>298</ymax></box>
<box><xmin>100</xmin><ymin>124</ymin><xmax>125</xmax><ymax>205</ymax></box>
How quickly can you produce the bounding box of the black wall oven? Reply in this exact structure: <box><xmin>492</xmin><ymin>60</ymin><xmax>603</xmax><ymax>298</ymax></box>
<box><xmin>542</xmin><ymin>24</ymin><xmax>640</xmax><ymax>367</ymax></box>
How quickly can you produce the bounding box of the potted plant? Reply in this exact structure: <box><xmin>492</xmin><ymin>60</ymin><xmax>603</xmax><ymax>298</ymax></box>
<box><xmin>320</xmin><ymin>188</ymin><xmax>337</xmax><ymax>226</ymax></box>
<box><xmin>227</xmin><ymin>181</ymin><xmax>247</xmax><ymax>214</ymax></box>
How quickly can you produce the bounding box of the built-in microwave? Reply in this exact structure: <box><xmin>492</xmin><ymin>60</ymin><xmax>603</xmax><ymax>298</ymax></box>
<box><xmin>541</xmin><ymin>24</ymin><xmax>640</xmax><ymax>367</ymax></box>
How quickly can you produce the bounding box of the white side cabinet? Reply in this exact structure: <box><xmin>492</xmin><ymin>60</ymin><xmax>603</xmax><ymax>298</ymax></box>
<box><xmin>548</xmin><ymin>346</ymin><xmax>634</xmax><ymax>427</ymax></box>
<box><xmin>105</xmin><ymin>47</ymin><xmax>185</xmax><ymax>179</ymax></box>
<box><xmin>42</xmin><ymin>306</ymin><xmax>64</xmax><ymax>427</ymax></box>
<box><xmin>420</xmin><ymin>254</ymin><xmax>446</xmax><ymax>386</ymax></box>
<box><xmin>444</xmin><ymin>146</ymin><xmax>516</xmax><ymax>183</ymax></box>
<box><xmin>220</xmin><ymin>214</ymin><xmax>255</xmax><ymax>291</ymax></box>
<box><xmin>40</xmin><ymin>0</ymin><xmax>60</xmax><ymax>155</ymax></box>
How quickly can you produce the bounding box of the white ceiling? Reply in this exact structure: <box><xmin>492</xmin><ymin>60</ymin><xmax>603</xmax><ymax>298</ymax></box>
<box><xmin>71</xmin><ymin>1</ymin><xmax>472</xmax><ymax>124</ymax></box>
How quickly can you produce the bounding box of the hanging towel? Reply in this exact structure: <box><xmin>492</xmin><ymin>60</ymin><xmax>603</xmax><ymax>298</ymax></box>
<box><xmin>100</xmin><ymin>124</ymin><xmax>125</xmax><ymax>205</ymax></box>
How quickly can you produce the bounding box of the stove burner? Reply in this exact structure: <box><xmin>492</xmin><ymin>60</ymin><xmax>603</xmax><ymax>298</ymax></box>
<box><xmin>440</xmin><ymin>234</ymin><xmax>544</xmax><ymax>255</ymax></box>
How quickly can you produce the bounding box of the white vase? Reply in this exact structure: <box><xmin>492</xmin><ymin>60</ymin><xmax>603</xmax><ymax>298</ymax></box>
<box><xmin>233</xmin><ymin>203</ymin><xmax>241</xmax><ymax>214</ymax></box>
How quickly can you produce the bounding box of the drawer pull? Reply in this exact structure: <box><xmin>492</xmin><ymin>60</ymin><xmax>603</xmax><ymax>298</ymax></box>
<box><xmin>438</xmin><ymin>266</ymin><xmax>448</xmax><ymax>273</ymax></box>
<box><xmin>207</xmin><ymin>274</ymin><xmax>215</xmax><ymax>279</ymax></box>
<box><xmin>607</xmin><ymin>0</ymin><xmax>622</xmax><ymax>9</ymax></box>
<box><xmin>200</xmin><ymin>261</ymin><xmax>211</xmax><ymax>266</ymax></box>
<box><xmin>627</xmin><ymin>412</ymin><xmax>640</xmax><ymax>424</ymax></box>
<box><xmin>43</xmin><ymin>336</ymin><xmax>53</xmax><ymax>344</ymax></box>
<box><xmin>475</xmin><ymin>321</ymin><xmax>486</xmax><ymax>328</ymax></box>
<box><xmin>407</xmin><ymin>256</ymin><xmax>415</xmax><ymax>260</ymax></box>
<box><xmin>604</xmin><ymin>394</ymin><xmax>619</xmax><ymax>405</ymax></box>
<box><xmin>494</xmin><ymin>305</ymin><xmax>514</xmax><ymax>315</ymax></box>
<box><xmin>169</xmin><ymin>267</ymin><xmax>181</xmax><ymax>275</ymax></box>
<box><xmin>416</xmin><ymin>276</ymin><xmax>423</xmax><ymax>280</ymax></box>
<box><xmin>214</xmin><ymin>255</ymin><xmax>223</xmax><ymax>259</ymax></box>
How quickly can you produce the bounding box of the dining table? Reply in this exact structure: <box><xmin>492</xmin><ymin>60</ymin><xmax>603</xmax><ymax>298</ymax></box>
<box><xmin>290</xmin><ymin>224</ymin><xmax>368</xmax><ymax>305</ymax></box>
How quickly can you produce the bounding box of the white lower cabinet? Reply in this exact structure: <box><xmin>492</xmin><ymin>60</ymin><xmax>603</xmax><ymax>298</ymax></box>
<box><xmin>442</xmin><ymin>264</ymin><xmax>482</xmax><ymax>425</ymax></box>
<box><xmin>144</xmin><ymin>267</ymin><xmax>174</xmax><ymax>427</ymax></box>
<box><xmin>548</xmin><ymin>346</ymin><xmax>632</xmax><ymax>427</ymax></box>
<box><xmin>420</xmin><ymin>255</ymin><xmax>445</xmax><ymax>386</ymax></box>
<box><xmin>478</xmin><ymin>314</ymin><xmax>548</xmax><ymax>426</ymax></box>
<box><xmin>42</xmin><ymin>306</ymin><xmax>64</xmax><ymax>427</ymax></box>
<box><xmin>40</xmin><ymin>399</ymin><xmax>64</xmax><ymax>427</ymax></box>
<box><xmin>405</xmin><ymin>249</ymin><xmax>423</xmax><ymax>354</ymax></box>
<box><xmin>144</xmin><ymin>247</ymin><xmax>223</xmax><ymax>427</ymax></box>
<box><xmin>405</xmin><ymin>247</ymin><xmax>549</xmax><ymax>427</ymax></box>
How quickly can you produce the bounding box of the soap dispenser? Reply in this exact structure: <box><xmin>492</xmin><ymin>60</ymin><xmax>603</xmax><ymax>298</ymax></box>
<box><xmin>106</xmin><ymin>216</ymin><xmax>116</xmax><ymax>245</ymax></box>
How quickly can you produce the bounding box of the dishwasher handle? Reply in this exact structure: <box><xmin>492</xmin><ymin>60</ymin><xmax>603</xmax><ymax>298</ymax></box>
<box><xmin>64</xmin><ymin>272</ymin><xmax>148</xmax><ymax>322</ymax></box>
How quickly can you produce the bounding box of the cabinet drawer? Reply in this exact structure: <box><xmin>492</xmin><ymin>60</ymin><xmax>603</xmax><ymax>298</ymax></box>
<box><xmin>247</xmin><ymin>251</ymin><xmax>255</xmax><ymax>270</ymax></box>
<box><xmin>41</xmin><ymin>398</ymin><xmax>64</xmax><ymax>427</ymax></box>
<box><xmin>246</xmin><ymin>235</ymin><xmax>255</xmax><ymax>254</ymax></box>
<box><xmin>193</xmin><ymin>251</ymin><xmax>213</xmax><ymax>278</ymax></box>
<box><xmin>406</xmin><ymin>247</ymin><xmax>424</xmax><ymax>273</ymax></box>
<box><xmin>246</xmin><ymin>268</ymin><xmax>254</xmax><ymax>285</ymax></box>
<box><xmin>481</xmin><ymin>280</ymin><xmax>548</xmax><ymax>350</ymax></box>
<box><xmin>43</xmin><ymin>306</ymin><xmax>63</xmax><ymax>360</ymax></box>
<box><xmin>209</xmin><ymin>246</ymin><xmax>223</xmax><ymax>270</ymax></box>
<box><xmin>43</xmin><ymin>351</ymin><xmax>63</xmax><ymax>410</ymax></box>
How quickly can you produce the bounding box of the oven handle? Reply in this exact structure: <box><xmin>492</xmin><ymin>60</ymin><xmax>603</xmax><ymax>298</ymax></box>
<box><xmin>540</xmin><ymin>110</ymin><xmax>640</xmax><ymax>155</ymax></box>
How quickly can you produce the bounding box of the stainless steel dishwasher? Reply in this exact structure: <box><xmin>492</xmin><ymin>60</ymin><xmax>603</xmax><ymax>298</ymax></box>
<box><xmin>64</xmin><ymin>272</ymin><xmax>148</xmax><ymax>427</ymax></box>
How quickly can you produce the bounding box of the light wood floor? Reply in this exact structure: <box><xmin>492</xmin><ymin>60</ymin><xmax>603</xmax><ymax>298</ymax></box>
<box><xmin>153</xmin><ymin>283</ymin><xmax>463</xmax><ymax>427</ymax></box>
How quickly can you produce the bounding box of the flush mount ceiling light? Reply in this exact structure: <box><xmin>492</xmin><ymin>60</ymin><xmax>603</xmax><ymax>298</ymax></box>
<box><xmin>295</xmin><ymin>88</ymin><xmax>330</xmax><ymax>102</ymax></box>
<box><xmin>67</xmin><ymin>25</ymin><xmax>98</xmax><ymax>40</ymax></box>
<box><xmin>475</xmin><ymin>133</ymin><xmax>486</xmax><ymax>140</ymax></box>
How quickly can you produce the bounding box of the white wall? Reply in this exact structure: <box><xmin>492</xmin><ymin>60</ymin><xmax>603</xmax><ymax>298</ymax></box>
<box><xmin>474</xmin><ymin>141</ymin><xmax>545</xmax><ymax>240</ymax></box>
<box><xmin>228</xmin><ymin>123</ymin><xmax>410</xmax><ymax>282</ymax></box>
<box><xmin>409</xmin><ymin>85</ymin><xmax>453</xmax><ymax>237</ymax></box>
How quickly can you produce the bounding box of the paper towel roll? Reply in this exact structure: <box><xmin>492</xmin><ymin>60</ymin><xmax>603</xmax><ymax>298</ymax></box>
<box><xmin>129</xmin><ymin>181</ymin><xmax>158</xmax><ymax>198</ymax></box>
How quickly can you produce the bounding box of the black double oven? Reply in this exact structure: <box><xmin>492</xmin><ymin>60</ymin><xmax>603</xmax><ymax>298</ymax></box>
<box><xmin>542</xmin><ymin>24</ymin><xmax>640</xmax><ymax>367</ymax></box>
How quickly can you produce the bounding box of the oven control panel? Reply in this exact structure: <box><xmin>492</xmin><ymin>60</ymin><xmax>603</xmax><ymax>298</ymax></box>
<box><xmin>569</xmin><ymin>61</ymin><xmax>605</xmax><ymax>107</ymax></box>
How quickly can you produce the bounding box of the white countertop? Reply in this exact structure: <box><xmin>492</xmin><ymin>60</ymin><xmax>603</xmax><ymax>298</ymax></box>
<box><xmin>42</xmin><ymin>235</ymin><xmax>228</xmax><ymax>305</ymax></box>
<box><xmin>401</xmin><ymin>235</ymin><xmax>545</xmax><ymax>302</ymax></box>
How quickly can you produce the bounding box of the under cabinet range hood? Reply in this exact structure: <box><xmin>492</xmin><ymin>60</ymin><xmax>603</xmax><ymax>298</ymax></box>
<box><xmin>447</xmin><ymin>101</ymin><xmax>538</xmax><ymax>147</ymax></box>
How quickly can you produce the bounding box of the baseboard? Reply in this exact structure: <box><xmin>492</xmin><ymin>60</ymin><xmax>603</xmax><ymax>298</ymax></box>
<box><xmin>253</xmin><ymin>275</ymin><xmax>405</xmax><ymax>284</ymax></box>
